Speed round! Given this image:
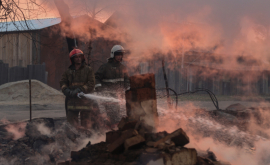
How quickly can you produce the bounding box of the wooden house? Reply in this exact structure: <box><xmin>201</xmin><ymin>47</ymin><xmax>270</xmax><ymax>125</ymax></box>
<box><xmin>0</xmin><ymin>16</ymin><xmax>121</xmax><ymax>89</ymax></box>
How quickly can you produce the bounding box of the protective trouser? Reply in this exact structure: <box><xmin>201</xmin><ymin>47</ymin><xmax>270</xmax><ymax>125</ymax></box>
<box><xmin>66</xmin><ymin>99</ymin><xmax>101</xmax><ymax>129</ymax></box>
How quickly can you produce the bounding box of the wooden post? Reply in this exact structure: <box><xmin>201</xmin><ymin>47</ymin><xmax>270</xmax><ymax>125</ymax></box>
<box><xmin>161</xmin><ymin>58</ymin><xmax>172</xmax><ymax>108</ymax></box>
<box><xmin>29</xmin><ymin>79</ymin><xmax>32</xmax><ymax>122</ymax></box>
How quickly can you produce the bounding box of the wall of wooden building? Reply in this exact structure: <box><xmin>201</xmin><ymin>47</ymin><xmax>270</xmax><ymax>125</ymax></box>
<box><xmin>0</xmin><ymin>23</ymin><xmax>121</xmax><ymax>90</ymax></box>
<box><xmin>39</xmin><ymin>25</ymin><xmax>69</xmax><ymax>90</ymax></box>
<box><xmin>0</xmin><ymin>32</ymin><xmax>41</xmax><ymax>67</ymax></box>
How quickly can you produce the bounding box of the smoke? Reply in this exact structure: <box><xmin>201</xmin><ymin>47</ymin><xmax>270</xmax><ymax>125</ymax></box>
<box><xmin>8</xmin><ymin>1</ymin><xmax>270</xmax><ymax>162</ymax></box>
<box><xmin>0</xmin><ymin>118</ymin><xmax>10</xmax><ymax>125</ymax></box>
<box><xmin>4</xmin><ymin>122</ymin><xmax>26</xmax><ymax>140</ymax></box>
<box><xmin>74</xmin><ymin>133</ymin><xmax>106</xmax><ymax>151</ymax></box>
<box><xmin>39</xmin><ymin>0</ymin><xmax>270</xmax><ymax>89</ymax></box>
<box><xmin>28</xmin><ymin>0</ymin><xmax>270</xmax><ymax>81</ymax></box>
<box><xmin>36</xmin><ymin>123</ymin><xmax>52</xmax><ymax>136</ymax></box>
<box><xmin>156</xmin><ymin>100</ymin><xmax>270</xmax><ymax>165</ymax></box>
<box><xmin>188</xmin><ymin>137</ymin><xmax>270</xmax><ymax>165</ymax></box>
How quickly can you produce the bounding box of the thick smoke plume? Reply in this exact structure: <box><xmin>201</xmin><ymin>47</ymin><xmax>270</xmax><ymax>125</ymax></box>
<box><xmin>36</xmin><ymin>0</ymin><xmax>270</xmax><ymax>86</ymax></box>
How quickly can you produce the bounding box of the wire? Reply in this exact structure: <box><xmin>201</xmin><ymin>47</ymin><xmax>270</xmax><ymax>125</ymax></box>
<box><xmin>157</xmin><ymin>87</ymin><xmax>220</xmax><ymax>110</ymax></box>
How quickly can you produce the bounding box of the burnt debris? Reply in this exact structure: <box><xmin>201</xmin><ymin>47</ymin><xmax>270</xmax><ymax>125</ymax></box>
<box><xmin>0</xmin><ymin>117</ymin><xmax>92</xmax><ymax>165</ymax></box>
<box><xmin>59</xmin><ymin>124</ymin><xmax>229</xmax><ymax>165</ymax></box>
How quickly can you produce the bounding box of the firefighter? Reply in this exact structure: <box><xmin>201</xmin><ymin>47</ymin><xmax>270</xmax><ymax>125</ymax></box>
<box><xmin>95</xmin><ymin>45</ymin><xmax>129</xmax><ymax>124</ymax></box>
<box><xmin>60</xmin><ymin>49</ymin><xmax>101</xmax><ymax>129</ymax></box>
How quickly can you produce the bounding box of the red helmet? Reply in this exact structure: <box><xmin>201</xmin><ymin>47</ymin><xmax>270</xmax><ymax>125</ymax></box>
<box><xmin>69</xmin><ymin>49</ymin><xmax>85</xmax><ymax>64</ymax></box>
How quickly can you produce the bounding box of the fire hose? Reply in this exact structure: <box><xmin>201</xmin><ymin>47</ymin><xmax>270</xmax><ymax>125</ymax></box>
<box><xmin>157</xmin><ymin>88</ymin><xmax>220</xmax><ymax>110</ymax></box>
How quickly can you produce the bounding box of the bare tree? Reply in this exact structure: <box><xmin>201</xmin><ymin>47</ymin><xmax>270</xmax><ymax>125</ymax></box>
<box><xmin>0</xmin><ymin>0</ymin><xmax>46</xmax><ymax>24</ymax></box>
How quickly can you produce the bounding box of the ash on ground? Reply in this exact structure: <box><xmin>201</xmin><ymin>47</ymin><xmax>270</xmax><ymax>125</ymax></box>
<box><xmin>1</xmin><ymin>103</ymin><xmax>270</xmax><ymax>165</ymax></box>
<box><xmin>0</xmin><ymin>118</ymin><xmax>105</xmax><ymax>165</ymax></box>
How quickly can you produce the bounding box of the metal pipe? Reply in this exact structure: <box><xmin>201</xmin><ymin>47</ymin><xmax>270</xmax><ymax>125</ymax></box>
<box><xmin>29</xmin><ymin>79</ymin><xmax>32</xmax><ymax>122</ymax></box>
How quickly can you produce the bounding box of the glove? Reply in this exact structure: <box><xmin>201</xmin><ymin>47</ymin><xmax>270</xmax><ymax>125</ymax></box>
<box><xmin>77</xmin><ymin>92</ymin><xmax>85</xmax><ymax>98</ymax></box>
<box><xmin>63</xmin><ymin>88</ymin><xmax>72</xmax><ymax>97</ymax></box>
<box><xmin>70</xmin><ymin>88</ymin><xmax>82</xmax><ymax>97</ymax></box>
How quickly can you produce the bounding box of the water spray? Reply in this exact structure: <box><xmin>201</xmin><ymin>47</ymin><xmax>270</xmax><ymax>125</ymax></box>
<box><xmin>82</xmin><ymin>93</ymin><xmax>122</xmax><ymax>103</ymax></box>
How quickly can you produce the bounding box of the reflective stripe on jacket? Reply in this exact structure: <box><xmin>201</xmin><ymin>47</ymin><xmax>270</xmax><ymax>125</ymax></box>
<box><xmin>102</xmin><ymin>78</ymin><xmax>124</xmax><ymax>83</ymax></box>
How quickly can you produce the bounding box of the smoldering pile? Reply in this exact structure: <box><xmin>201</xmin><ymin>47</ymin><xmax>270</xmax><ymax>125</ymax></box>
<box><xmin>58</xmin><ymin>117</ymin><xmax>230</xmax><ymax>165</ymax></box>
<box><xmin>0</xmin><ymin>118</ymin><xmax>94</xmax><ymax>165</ymax></box>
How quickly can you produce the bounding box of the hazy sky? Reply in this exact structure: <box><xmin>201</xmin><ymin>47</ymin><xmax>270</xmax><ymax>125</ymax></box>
<box><xmin>34</xmin><ymin>0</ymin><xmax>270</xmax><ymax>58</ymax></box>
<box><xmin>43</xmin><ymin>0</ymin><xmax>270</xmax><ymax>41</ymax></box>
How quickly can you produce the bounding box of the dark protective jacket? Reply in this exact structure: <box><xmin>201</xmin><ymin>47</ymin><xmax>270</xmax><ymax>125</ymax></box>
<box><xmin>95</xmin><ymin>58</ymin><xmax>129</xmax><ymax>92</ymax></box>
<box><xmin>60</xmin><ymin>63</ymin><xmax>95</xmax><ymax>110</ymax></box>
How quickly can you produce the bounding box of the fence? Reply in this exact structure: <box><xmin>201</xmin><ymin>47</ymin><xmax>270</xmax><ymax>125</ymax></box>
<box><xmin>0</xmin><ymin>61</ymin><xmax>47</xmax><ymax>86</ymax></box>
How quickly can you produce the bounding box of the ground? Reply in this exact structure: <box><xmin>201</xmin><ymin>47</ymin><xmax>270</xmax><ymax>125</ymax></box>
<box><xmin>1</xmin><ymin>87</ymin><xmax>270</xmax><ymax>165</ymax></box>
<box><xmin>1</xmin><ymin>94</ymin><xmax>270</xmax><ymax>123</ymax></box>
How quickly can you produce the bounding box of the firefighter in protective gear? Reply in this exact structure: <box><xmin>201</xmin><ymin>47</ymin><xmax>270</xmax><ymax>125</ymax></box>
<box><xmin>95</xmin><ymin>45</ymin><xmax>129</xmax><ymax>124</ymax></box>
<box><xmin>60</xmin><ymin>49</ymin><xmax>101</xmax><ymax>129</ymax></box>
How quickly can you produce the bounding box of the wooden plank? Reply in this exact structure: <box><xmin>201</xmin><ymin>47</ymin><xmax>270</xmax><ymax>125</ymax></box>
<box><xmin>13</xmin><ymin>34</ymin><xmax>18</xmax><ymax>67</ymax></box>
<box><xmin>7</xmin><ymin>34</ymin><xmax>13</xmax><ymax>67</ymax></box>
<box><xmin>2</xmin><ymin>35</ymin><xmax>7</xmax><ymax>63</ymax></box>
<box><xmin>31</xmin><ymin>32</ymin><xmax>36</xmax><ymax>64</ymax></box>
<box><xmin>29</xmin><ymin>33</ymin><xmax>33</xmax><ymax>65</ymax></box>
<box><xmin>107</xmin><ymin>129</ymin><xmax>138</xmax><ymax>152</ymax></box>
<box><xmin>21</xmin><ymin>33</ymin><xmax>27</xmax><ymax>67</ymax></box>
<box><xmin>6</xmin><ymin>34</ymin><xmax>10</xmax><ymax>66</ymax></box>
<box><xmin>0</xmin><ymin>35</ymin><xmax>2</xmax><ymax>61</ymax></box>
<box><xmin>24</xmin><ymin>33</ymin><xmax>29</xmax><ymax>66</ymax></box>
<box><xmin>19</xmin><ymin>33</ymin><xmax>24</xmax><ymax>67</ymax></box>
<box><xmin>18</xmin><ymin>33</ymin><xmax>23</xmax><ymax>66</ymax></box>
<box><xmin>37</xmin><ymin>32</ymin><xmax>41</xmax><ymax>64</ymax></box>
<box><xmin>25</xmin><ymin>33</ymin><xmax>31</xmax><ymax>65</ymax></box>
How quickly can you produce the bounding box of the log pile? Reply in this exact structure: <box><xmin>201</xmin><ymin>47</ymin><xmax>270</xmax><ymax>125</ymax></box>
<box><xmin>59</xmin><ymin>119</ymin><xmax>230</xmax><ymax>165</ymax></box>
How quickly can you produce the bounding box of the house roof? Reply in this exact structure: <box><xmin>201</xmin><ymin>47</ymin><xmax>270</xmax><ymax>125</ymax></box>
<box><xmin>187</xmin><ymin>62</ymin><xmax>270</xmax><ymax>71</ymax></box>
<box><xmin>0</xmin><ymin>18</ymin><xmax>61</xmax><ymax>32</ymax></box>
